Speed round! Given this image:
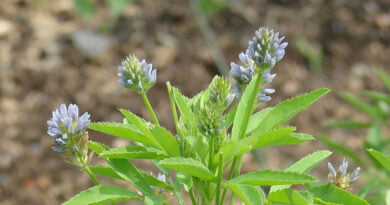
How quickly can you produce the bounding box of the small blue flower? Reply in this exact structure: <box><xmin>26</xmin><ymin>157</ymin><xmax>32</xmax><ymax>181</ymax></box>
<box><xmin>47</xmin><ymin>104</ymin><xmax>90</xmax><ymax>165</ymax></box>
<box><xmin>118</xmin><ymin>54</ymin><xmax>157</xmax><ymax>93</ymax></box>
<box><xmin>328</xmin><ymin>158</ymin><xmax>361</xmax><ymax>190</ymax></box>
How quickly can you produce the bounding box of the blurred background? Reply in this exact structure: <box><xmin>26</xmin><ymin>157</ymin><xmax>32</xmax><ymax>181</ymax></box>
<box><xmin>0</xmin><ymin>0</ymin><xmax>389</xmax><ymax>204</ymax></box>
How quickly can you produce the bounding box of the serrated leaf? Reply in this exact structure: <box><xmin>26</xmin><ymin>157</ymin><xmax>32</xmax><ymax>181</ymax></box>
<box><xmin>89</xmin><ymin>122</ymin><xmax>153</xmax><ymax>146</ymax></box>
<box><xmin>339</xmin><ymin>92</ymin><xmax>385</xmax><ymax>121</ymax></box>
<box><xmin>225</xmin><ymin>170</ymin><xmax>317</xmax><ymax>186</ymax></box>
<box><xmin>268</xmin><ymin>189</ymin><xmax>310</xmax><ymax>205</ymax></box>
<box><xmin>367</xmin><ymin>148</ymin><xmax>390</xmax><ymax>172</ymax></box>
<box><xmin>63</xmin><ymin>185</ymin><xmax>140</xmax><ymax>205</ymax></box>
<box><xmin>91</xmin><ymin>165</ymin><xmax>122</xmax><ymax>180</ymax></box>
<box><xmin>100</xmin><ymin>146</ymin><xmax>168</xmax><ymax>159</ymax></box>
<box><xmin>231</xmin><ymin>75</ymin><xmax>261</xmax><ymax>140</ymax></box>
<box><xmin>108</xmin><ymin>158</ymin><xmax>153</xmax><ymax>196</ymax></box>
<box><xmin>227</xmin><ymin>184</ymin><xmax>266</xmax><ymax>205</ymax></box>
<box><xmin>159</xmin><ymin>157</ymin><xmax>215</xmax><ymax>180</ymax></box>
<box><xmin>88</xmin><ymin>141</ymin><xmax>109</xmax><ymax>154</ymax></box>
<box><xmin>271</xmin><ymin>150</ymin><xmax>332</xmax><ymax>192</ymax></box>
<box><xmin>246</xmin><ymin>107</ymin><xmax>273</xmax><ymax>134</ymax></box>
<box><xmin>315</xmin><ymin>134</ymin><xmax>363</xmax><ymax>165</ymax></box>
<box><xmin>176</xmin><ymin>171</ymin><xmax>193</xmax><ymax>192</ymax></box>
<box><xmin>150</xmin><ymin>126</ymin><xmax>180</xmax><ymax>157</ymax></box>
<box><xmin>324</xmin><ymin>120</ymin><xmax>370</xmax><ymax>129</ymax></box>
<box><xmin>172</xmin><ymin>87</ymin><xmax>197</xmax><ymax>133</ymax></box>
<box><xmin>310</xmin><ymin>185</ymin><xmax>369</xmax><ymax>205</ymax></box>
<box><xmin>251</xmin><ymin>88</ymin><xmax>330</xmax><ymax>136</ymax></box>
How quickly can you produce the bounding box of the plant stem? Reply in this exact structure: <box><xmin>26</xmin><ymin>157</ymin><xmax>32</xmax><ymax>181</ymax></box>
<box><xmin>140</xmin><ymin>92</ymin><xmax>160</xmax><ymax>126</ymax></box>
<box><xmin>215</xmin><ymin>153</ymin><xmax>224</xmax><ymax>205</ymax></box>
<box><xmin>189</xmin><ymin>187</ymin><xmax>197</xmax><ymax>205</ymax></box>
<box><xmin>219</xmin><ymin>157</ymin><xmax>238</xmax><ymax>205</ymax></box>
<box><xmin>166</xmin><ymin>82</ymin><xmax>179</xmax><ymax>132</ymax></box>
<box><xmin>78</xmin><ymin>153</ymin><xmax>100</xmax><ymax>185</ymax></box>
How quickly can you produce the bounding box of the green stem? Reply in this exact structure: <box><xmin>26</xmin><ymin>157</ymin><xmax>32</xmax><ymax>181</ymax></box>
<box><xmin>219</xmin><ymin>157</ymin><xmax>238</xmax><ymax>205</ymax></box>
<box><xmin>168</xmin><ymin>177</ymin><xmax>185</xmax><ymax>205</ymax></box>
<box><xmin>78</xmin><ymin>153</ymin><xmax>100</xmax><ymax>185</ymax></box>
<box><xmin>166</xmin><ymin>82</ymin><xmax>179</xmax><ymax>131</ymax></box>
<box><xmin>215</xmin><ymin>153</ymin><xmax>224</xmax><ymax>205</ymax></box>
<box><xmin>140</xmin><ymin>92</ymin><xmax>160</xmax><ymax>126</ymax></box>
<box><xmin>189</xmin><ymin>187</ymin><xmax>197</xmax><ymax>205</ymax></box>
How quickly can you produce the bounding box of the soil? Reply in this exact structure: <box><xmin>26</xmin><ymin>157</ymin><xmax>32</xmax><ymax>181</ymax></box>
<box><xmin>0</xmin><ymin>0</ymin><xmax>389</xmax><ymax>204</ymax></box>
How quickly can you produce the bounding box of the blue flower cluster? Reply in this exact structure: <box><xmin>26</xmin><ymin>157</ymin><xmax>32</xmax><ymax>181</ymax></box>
<box><xmin>328</xmin><ymin>158</ymin><xmax>360</xmax><ymax>190</ymax></box>
<box><xmin>47</xmin><ymin>104</ymin><xmax>90</xmax><ymax>154</ymax></box>
<box><xmin>117</xmin><ymin>55</ymin><xmax>157</xmax><ymax>93</ymax></box>
<box><xmin>230</xmin><ymin>27</ymin><xmax>287</xmax><ymax>102</ymax></box>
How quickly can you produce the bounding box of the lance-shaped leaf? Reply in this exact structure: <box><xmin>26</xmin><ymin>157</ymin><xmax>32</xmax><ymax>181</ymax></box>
<box><xmin>225</xmin><ymin>170</ymin><xmax>317</xmax><ymax>186</ymax></box>
<box><xmin>172</xmin><ymin>87</ymin><xmax>197</xmax><ymax>133</ymax></box>
<box><xmin>159</xmin><ymin>157</ymin><xmax>215</xmax><ymax>180</ymax></box>
<box><xmin>89</xmin><ymin>122</ymin><xmax>153</xmax><ymax>146</ymax></box>
<box><xmin>88</xmin><ymin>141</ymin><xmax>109</xmax><ymax>154</ymax></box>
<box><xmin>310</xmin><ymin>185</ymin><xmax>369</xmax><ymax>205</ymax></box>
<box><xmin>226</xmin><ymin>184</ymin><xmax>266</xmax><ymax>205</ymax></box>
<box><xmin>246</xmin><ymin>107</ymin><xmax>273</xmax><ymax>134</ymax></box>
<box><xmin>251</xmin><ymin>88</ymin><xmax>330</xmax><ymax>136</ymax></box>
<box><xmin>99</xmin><ymin>146</ymin><xmax>168</xmax><ymax>160</ymax></box>
<box><xmin>362</xmin><ymin>90</ymin><xmax>390</xmax><ymax>104</ymax></box>
<box><xmin>91</xmin><ymin>165</ymin><xmax>173</xmax><ymax>190</ymax></box>
<box><xmin>271</xmin><ymin>150</ymin><xmax>332</xmax><ymax>192</ymax></box>
<box><xmin>63</xmin><ymin>185</ymin><xmax>140</xmax><ymax>205</ymax></box>
<box><xmin>268</xmin><ymin>189</ymin><xmax>311</xmax><ymax>205</ymax></box>
<box><xmin>150</xmin><ymin>126</ymin><xmax>180</xmax><ymax>157</ymax></box>
<box><xmin>367</xmin><ymin>149</ymin><xmax>390</xmax><ymax>173</ymax></box>
<box><xmin>377</xmin><ymin>68</ymin><xmax>390</xmax><ymax>91</ymax></box>
<box><xmin>145</xmin><ymin>196</ymin><xmax>164</xmax><ymax>205</ymax></box>
<box><xmin>108</xmin><ymin>158</ymin><xmax>153</xmax><ymax>196</ymax></box>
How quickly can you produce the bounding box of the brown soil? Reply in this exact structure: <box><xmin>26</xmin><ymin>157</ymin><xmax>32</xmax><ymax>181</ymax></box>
<box><xmin>0</xmin><ymin>0</ymin><xmax>389</xmax><ymax>204</ymax></box>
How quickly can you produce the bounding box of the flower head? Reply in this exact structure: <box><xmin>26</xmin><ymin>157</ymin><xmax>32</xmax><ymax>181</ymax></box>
<box><xmin>328</xmin><ymin>158</ymin><xmax>361</xmax><ymax>190</ymax></box>
<box><xmin>118</xmin><ymin>54</ymin><xmax>157</xmax><ymax>93</ymax></box>
<box><xmin>47</xmin><ymin>104</ymin><xmax>90</xmax><ymax>165</ymax></box>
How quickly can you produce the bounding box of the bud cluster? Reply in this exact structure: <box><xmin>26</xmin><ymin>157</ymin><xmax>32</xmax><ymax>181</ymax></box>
<box><xmin>328</xmin><ymin>158</ymin><xmax>361</xmax><ymax>191</ymax></box>
<box><xmin>117</xmin><ymin>55</ymin><xmax>157</xmax><ymax>93</ymax></box>
<box><xmin>47</xmin><ymin>104</ymin><xmax>90</xmax><ymax>165</ymax></box>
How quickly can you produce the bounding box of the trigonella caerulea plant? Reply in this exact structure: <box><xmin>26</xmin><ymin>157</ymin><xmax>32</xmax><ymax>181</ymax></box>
<box><xmin>46</xmin><ymin>26</ymin><xmax>367</xmax><ymax>205</ymax></box>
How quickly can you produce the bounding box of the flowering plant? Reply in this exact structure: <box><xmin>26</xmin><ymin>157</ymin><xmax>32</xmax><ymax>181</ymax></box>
<box><xmin>47</xmin><ymin>27</ymin><xmax>368</xmax><ymax>205</ymax></box>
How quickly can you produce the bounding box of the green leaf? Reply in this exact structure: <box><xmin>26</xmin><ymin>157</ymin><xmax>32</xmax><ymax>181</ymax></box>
<box><xmin>367</xmin><ymin>124</ymin><xmax>384</xmax><ymax>150</ymax></box>
<box><xmin>218</xmin><ymin>127</ymin><xmax>312</xmax><ymax>162</ymax></box>
<box><xmin>150</xmin><ymin>126</ymin><xmax>181</xmax><ymax>157</ymax></box>
<box><xmin>377</xmin><ymin>68</ymin><xmax>390</xmax><ymax>91</ymax></box>
<box><xmin>367</xmin><ymin>148</ymin><xmax>390</xmax><ymax>172</ymax></box>
<box><xmin>106</xmin><ymin>0</ymin><xmax>132</xmax><ymax>17</ymax></box>
<box><xmin>271</xmin><ymin>150</ymin><xmax>332</xmax><ymax>192</ymax></box>
<box><xmin>72</xmin><ymin>0</ymin><xmax>96</xmax><ymax>19</ymax></box>
<box><xmin>362</xmin><ymin>90</ymin><xmax>390</xmax><ymax>104</ymax></box>
<box><xmin>324</xmin><ymin>120</ymin><xmax>370</xmax><ymax>129</ymax></box>
<box><xmin>226</xmin><ymin>184</ymin><xmax>266</xmax><ymax>205</ymax></box>
<box><xmin>225</xmin><ymin>170</ymin><xmax>317</xmax><ymax>186</ymax></box>
<box><xmin>63</xmin><ymin>185</ymin><xmax>140</xmax><ymax>205</ymax></box>
<box><xmin>90</xmin><ymin>165</ymin><xmax>122</xmax><ymax>180</ymax></box>
<box><xmin>313</xmin><ymin>197</ymin><xmax>341</xmax><ymax>205</ymax></box>
<box><xmin>339</xmin><ymin>92</ymin><xmax>385</xmax><ymax>121</ymax></box>
<box><xmin>108</xmin><ymin>158</ymin><xmax>153</xmax><ymax>196</ymax></box>
<box><xmin>315</xmin><ymin>134</ymin><xmax>363</xmax><ymax>165</ymax></box>
<box><xmin>251</xmin><ymin>88</ymin><xmax>330</xmax><ymax>136</ymax></box>
<box><xmin>92</xmin><ymin>165</ymin><xmax>173</xmax><ymax>190</ymax></box>
<box><xmin>231</xmin><ymin>75</ymin><xmax>261</xmax><ymax>140</ymax></box>
<box><xmin>172</xmin><ymin>87</ymin><xmax>197</xmax><ymax>132</ymax></box>
<box><xmin>145</xmin><ymin>196</ymin><xmax>164</xmax><ymax>205</ymax></box>
<box><xmin>88</xmin><ymin>141</ymin><xmax>109</xmax><ymax>154</ymax></box>
<box><xmin>89</xmin><ymin>122</ymin><xmax>153</xmax><ymax>146</ymax></box>
<box><xmin>224</xmin><ymin>105</ymin><xmax>237</xmax><ymax>129</ymax></box>
<box><xmin>310</xmin><ymin>185</ymin><xmax>369</xmax><ymax>205</ymax></box>
<box><xmin>268</xmin><ymin>189</ymin><xmax>310</xmax><ymax>205</ymax></box>
<box><xmin>159</xmin><ymin>157</ymin><xmax>215</xmax><ymax>180</ymax></box>
<box><xmin>246</xmin><ymin>107</ymin><xmax>273</xmax><ymax>134</ymax></box>
<box><xmin>176</xmin><ymin>171</ymin><xmax>193</xmax><ymax>192</ymax></box>
<box><xmin>100</xmin><ymin>146</ymin><xmax>168</xmax><ymax>160</ymax></box>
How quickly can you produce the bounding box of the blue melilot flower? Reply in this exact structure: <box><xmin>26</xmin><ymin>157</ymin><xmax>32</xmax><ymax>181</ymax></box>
<box><xmin>117</xmin><ymin>54</ymin><xmax>157</xmax><ymax>93</ymax></box>
<box><xmin>327</xmin><ymin>158</ymin><xmax>361</xmax><ymax>190</ymax></box>
<box><xmin>47</xmin><ymin>104</ymin><xmax>90</xmax><ymax>164</ymax></box>
<box><xmin>230</xmin><ymin>26</ymin><xmax>286</xmax><ymax>101</ymax></box>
